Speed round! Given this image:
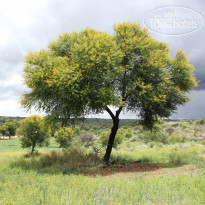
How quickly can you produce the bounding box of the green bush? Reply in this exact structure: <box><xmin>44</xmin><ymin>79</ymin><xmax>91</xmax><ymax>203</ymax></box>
<box><xmin>165</xmin><ymin>127</ymin><xmax>175</xmax><ymax>135</ymax></box>
<box><xmin>55</xmin><ymin>127</ymin><xmax>74</xmax><ymax>148</ymax></box>
<box><xmin>167</xmin><ymin>135</ymin><xmax>183</xmax><ymax>144</ymax></box>
<box><xmin>171</xmin><ymin>123</ymin><xmax>179</xmax><ymax>127</ymax></box>
<box><xmin>99</xmin><ymin>128</ymin><xmax>125</xmax><ymax>148</ymax></box>
<box><xmin>138</xmin><ymin>130</ymin><xmax>168</xmax><ymax>144</ymax></box>
<box><xmin>168</xmin><ymin>149</ymin><xmax>203</xmax><ymax>165</ymax></box>
<box><xmin>194</xmin><ymin>118</ymin><xmax>205</xmax><ymax>125</ymax></box>
<box><xmin>124</xmin><ymin>128</ymin><xmax>133</xmax><ymax>138</ymax></box>
<box><xmin>80</xmin><ymin>133</ymin><xmax>96</xmax><ymax>147</ymax></box>
<box><xmin>168</xmin><ymin>150</ymin><xmax>187</xmax><ymax>164</ymax></box>
<box><xmin>180</xmin><ymin>124</ymin><xmax>188</xmax><ymax>129</ymax></box>
<box><xmin>74</xmin><ymin>126</ymin><xmax>80</xmax><ymax>136</ymax></box>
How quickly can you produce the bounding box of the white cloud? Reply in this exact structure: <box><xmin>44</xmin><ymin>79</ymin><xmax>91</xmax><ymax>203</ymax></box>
<box><xmin>0</xmin><ymin>99</ymin><xmax>35</xmax><ymax>117</ymax></box>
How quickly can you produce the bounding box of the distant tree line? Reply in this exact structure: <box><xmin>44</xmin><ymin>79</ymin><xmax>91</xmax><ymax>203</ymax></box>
<box><xmin>0</xmin><ymin>116</ymin><xmax>24</xmax><ymax>126</ymax></box>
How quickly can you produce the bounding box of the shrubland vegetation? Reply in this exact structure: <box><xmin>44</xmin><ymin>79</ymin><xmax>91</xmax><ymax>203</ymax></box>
<box><xmin>1</xmin><ymin>117</ymin><xmax>205</xmax><ymax>152</ymax></box>
<box><xmin>0</xmin><ymin>117</ymin><xmax>205</xmax><ymax>204</ymax></box>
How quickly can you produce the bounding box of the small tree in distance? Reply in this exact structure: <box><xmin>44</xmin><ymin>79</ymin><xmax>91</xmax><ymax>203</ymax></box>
<box><xmin>55</xmin><ymin>127</ymin><xmax>74</xmax><ymax>148</ymax></box>
<box><xmin>21</xmin><ymin>22</ymin><xmax>198</xmax><ymax>163</ymax></box>
<box><xmin>0</xmin><ymin>124</ymin><xmax>9</xmax><ymax>139</ymax></box>
<box><xmin>18</xmin><ymin>115</ymin><xmax>51</xmax><ymax>155</ymax></box>
<box><xmin>0</xmin><ymin>122</ymin><xmax>17</xmax><ymax>139</ymax></box>
<box><xmin>4</xmin><ymin>122</ymin><xmax>18</xmax><ymax>139</ymax></box>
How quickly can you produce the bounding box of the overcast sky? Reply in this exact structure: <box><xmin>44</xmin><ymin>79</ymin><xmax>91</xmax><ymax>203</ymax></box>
<box><xmin>0</xmin><ymin>0</ymin><xmax>204</xmax><ymax>119</ymax></box>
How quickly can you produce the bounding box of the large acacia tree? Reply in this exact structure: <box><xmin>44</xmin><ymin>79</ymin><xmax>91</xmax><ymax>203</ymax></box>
<box><xmin>21</xmin><ymin>22</ymin><xmax>197</xmax><ymax>163</ymax></box>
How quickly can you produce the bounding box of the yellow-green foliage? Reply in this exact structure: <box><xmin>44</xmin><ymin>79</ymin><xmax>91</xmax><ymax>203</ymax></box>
<box><xmin>21</xmin><ymin>22</ymin><xmax>197</xmax><ymax>130</ymax></box>
<box><xmin>124</xmin><ymin>128</ymin><xmax>132</xmax><ymax>138</ymax></box>
<box><xmin>21</xmin><ymin>27</ymin><xmax>123</xmax><ymax>120</ymax></box>
<box><xmin>0</xmin><ymin>121</ymin><xmax>17</xmax><ymax>137</ymax></box>
<box><xmin>54</xmin><ymin>127</ymin><xmax>74</xmax><ymax>148</ymax></box>
<box><xmin>74</xmin><ymin>126</ymin><xmax>80</xmax><ymax>136</ymax></box>
<box><xmin>18</xmin><ymin>115</ymin><xmax>51</xmax><ymax>154</ymax></box>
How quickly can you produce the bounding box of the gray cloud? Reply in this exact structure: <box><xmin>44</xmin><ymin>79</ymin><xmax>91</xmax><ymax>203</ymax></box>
<box><xmin>171</xmin><ymin>90</ymin><xmax>205</xmax><ymax>119</ymax></box>
<box><xmin>0</xmin><ymin>84</ymin><xmax>26</xmax><ymax>100</ymax></box>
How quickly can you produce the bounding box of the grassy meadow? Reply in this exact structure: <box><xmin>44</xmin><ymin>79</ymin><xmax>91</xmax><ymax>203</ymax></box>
<box><xmin>0</xmin><ymin>119</ymin><xmax>205</xmax><ymax>204</ymax></box>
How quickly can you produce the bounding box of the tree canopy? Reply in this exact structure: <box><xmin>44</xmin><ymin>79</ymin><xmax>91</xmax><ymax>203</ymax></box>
<box><xmin>18</xmin><ymin>115</ymin><xmax>50</xmax><ymax>154</ymax></box>
<box><xmin>55</xmin><ymin>127</ymin><xmax>74</xmax><ymax>148</ymax></box>
<box><xmin>21</xmin><ymin>22</ymin><xmax>198</xmax><ymax>163</ymax></box>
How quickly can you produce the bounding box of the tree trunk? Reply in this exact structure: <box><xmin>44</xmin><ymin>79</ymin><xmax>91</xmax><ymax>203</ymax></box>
<box><xmin>103</xmin><ymin>106</ymin><xmax>123</xmax><ymax>164</ymax></box>
<box><xmin>103</xmin><ymin>117</ymin><xmax>119</xmax><ymax>164</ymax></box>
<box><xmin>31</xmin><ymin>142</ymin><xmax>36</xmax><ymax>155</ymax></box>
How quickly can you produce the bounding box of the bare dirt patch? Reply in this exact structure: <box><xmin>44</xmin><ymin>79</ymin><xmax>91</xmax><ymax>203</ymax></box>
<box><xmin>80</xmin><ymin>163</ymin><xmax>198</xmax><ymax>177</ymax></box>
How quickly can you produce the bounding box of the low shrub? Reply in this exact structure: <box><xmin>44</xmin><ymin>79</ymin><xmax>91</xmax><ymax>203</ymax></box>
<box><xmin>124</xmin><ymin>128</ymin><xmax>133</xmax><ymax>138</ymax></box>
<box><xmin>80</xmin><ymin>133</ymin><xmax>96</xmax><ymax>147</ymax></box>
<box><xmin>194</xmin><ymin>118</ymin><xmax>205</xmax><ymax>125</ymax></box>
<box><xmin>168</xmin><ymin>148</ymin><xmax>205</xmax><ymax>166</ymax></box>
<box><xmin>165</xmin><ymin>127</ymin><xmax>175</xmax><ymax>135</ymax></box>
<box><xmin>55</xmin><ymin>127</ymin><xmax>74</xmax><ymax>148</ymax></box>
<box><xmin>171</xmin><ymin>123</ymin><xmax>179</xmax><ymax>127</ymax></box>
<box><xmin>180</xmin><ymin>124</ymin><xmax>188</xmax><ymax>129</ymax></box>
<box><xmin>148</xmin><ymin>141</ymin><xmax>164</xmax><ymax>148</ymax></box>
<box><xmin>168</xmin><ymin>150</ymin><xmax>187</xmax><ymax>165</ymax></box>
<box><xmin>138</xmin><ymin>130</ymin><xmax>168</xmax><ymax>144</ymax></box>
<box><xmin>167</xmin><ymin>135</ymin><xmax>183</xmax><ymax>144</ymax></box>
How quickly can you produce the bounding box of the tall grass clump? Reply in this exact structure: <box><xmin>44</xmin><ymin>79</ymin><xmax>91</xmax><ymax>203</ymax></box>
<box><xmin>168</xmin><ymin>147</ymin><xmax>205</xmax><ymax>167</ymax></box>
<box><xmin>11</xmin><ymin>149</ymin><xmax>100</xmax><ymax>173</ymax></box>
<box><xmin>113</xmin><ymin>145</ymin><xmax>205</xmax><ymax>167</ymax></box>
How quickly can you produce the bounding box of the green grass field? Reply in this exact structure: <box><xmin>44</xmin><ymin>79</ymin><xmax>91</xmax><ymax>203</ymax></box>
<box><xmin>0</xmin><ymin>137</ymin><xmax>205</xmax><ymax>205</ymax></box>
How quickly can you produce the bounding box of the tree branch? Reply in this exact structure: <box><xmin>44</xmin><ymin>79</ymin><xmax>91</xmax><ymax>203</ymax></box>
<box><xmin>116</xmin><ymin>106</ymin><xmax>123</xmax><ymax>118</ymax></box>
<box><xmin>105</xmin><ymin>106</ymin><xmax>115</xmax><ymax>121</ymax></box>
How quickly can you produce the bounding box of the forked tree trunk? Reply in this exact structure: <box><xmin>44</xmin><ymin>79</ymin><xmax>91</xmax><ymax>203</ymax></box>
<box><xmin>103</xmin><ymin>106</ymin><xmax>122</xmax><ymax>164</ymax></box>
